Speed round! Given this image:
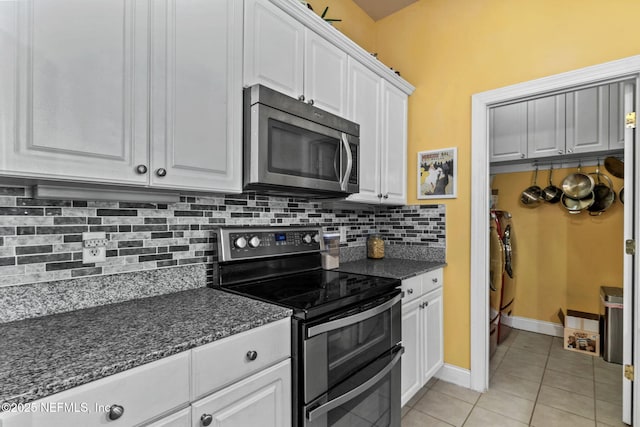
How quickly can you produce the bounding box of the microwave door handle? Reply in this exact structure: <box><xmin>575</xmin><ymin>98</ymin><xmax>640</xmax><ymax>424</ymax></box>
<box><xmin>306</xmin><ymin>347</ymin><xmax>404</xmax><ymax>422</ymax></box>
<box><xmin>307</xmin><ymin>293</ymin><xmax>401</xmax><ymax>338</ymax></box>
<box><xmin>340</xmin><ymin>133</ymin><xmax>353</xmax><ymax>191</ymax></box>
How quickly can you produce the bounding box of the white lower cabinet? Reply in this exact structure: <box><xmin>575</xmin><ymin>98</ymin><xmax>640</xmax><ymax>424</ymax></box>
<box><xmin>146</xmin><ymin>407</ymin><xmax>191</xmax><ymax>427</ymax></box>
<box><xmin>190</xmin><ymin>359</ymin><xmax>291</xmax><ymax>427</ymax></box>
<box><xmin>0</xmin><ymin>319</ymin><xmax>292</xmax><ymax>427</ymax></box>
<box><xmin>400</xmin><ymin>269</ymin><xmax>444</xmax><ymax>407</ymax></box>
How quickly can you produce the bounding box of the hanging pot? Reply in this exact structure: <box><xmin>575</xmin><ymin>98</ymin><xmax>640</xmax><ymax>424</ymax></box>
<box><xmin>561</xmin><ymin>164</ymin><xmax>594</xmax><ymax>199</ymax></box>
<box><xmin>520</xmin><ymin>167</ymin><xmax>543</xmax><ymax>207</ymax></box>
<box><xmin>542</xmin><ymin>165</ymin><xmax>562</xmax><ymax>204</ymax></box>
<box><xmin>561</xmin><ymin>192</ymin><xmax>595</xmax><ymax>214</ymax></box>
<box><xmin>587</xmin><ymin>171</ymin><xmax>615</xmax><ymax>215</ymax></box>
<box><xmin>604</xmin><ymin>156</ymin><xmax>624</xmax><ymax>179</ymax></box>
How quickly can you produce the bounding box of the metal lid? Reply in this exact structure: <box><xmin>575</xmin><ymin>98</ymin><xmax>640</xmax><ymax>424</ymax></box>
<box><xmin>600</xmin><ymin>286</ymin><xmax>623</xmax><ymax>303</ymax></box>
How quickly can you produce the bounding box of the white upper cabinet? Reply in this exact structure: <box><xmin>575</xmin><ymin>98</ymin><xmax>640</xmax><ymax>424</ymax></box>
<box><xmin>380</xmin><ymin>81</ymin><xmax>408</xmax><ymax>205</ymax></box>
<box><xmin>346</xmin><ymin>66</ymin><xmax>407</xmax><ymax>205</ymax></box>
<box><xmin>0</xmin><ymin>0</ymin><xmax>243</xmax><ymax>193</ymax></box>
<box><xmin>244</xmin><ymin>0</ymin><xmax>347</xmax><ymax>116</ymax></box>
<box><xmin>304</xmin><ymin>30</ymin><xmax>348</xmax><ymax>116</ymax></box>
<box><xmin>489</xmin><ymin>102</ymin><xmax>528</xmax><ymax>162</ymax></box>
<box><xmin>244</xmin><ymin>0</ymin><xmax>304</xmax><ymax>98</ymax></box>
<box><xmin>0</xmin><ymin>0</ymin><xmax>149</xmax><ymax>185</ymax></box>
<box><xmin>150</xmin><ymin>0</ymin><xmax>243</xmax><ymax>192</ymax></box>
<box><xmin>346</xmin><ymin>58</ymin><xmax>382</xmax><ymax>204</ymax></box>
<box><xmin>566</xmin><ymin>85</ymin><xmax>610</xmax><ymax>154</ymax></box>
<box><xmin>491</xmin><ymin>83</ymin><xmax>626</xmax><ymax>164</ymax></box>
<box><xmin>527</xmin><ymin>94</ymin><xmax>566</xmax><ymax>158</ymax></box>
<box><xmin>608</xmin><ymin>82</ymin><xmax>626</xmax><ymax>150</ymax></box>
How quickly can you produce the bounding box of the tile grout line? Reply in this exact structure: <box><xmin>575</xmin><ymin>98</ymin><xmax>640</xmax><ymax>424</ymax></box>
<box><xmin>526</xmin><ymin>338</ymin><xmax>553</xmax><ymax>426</ymax></box>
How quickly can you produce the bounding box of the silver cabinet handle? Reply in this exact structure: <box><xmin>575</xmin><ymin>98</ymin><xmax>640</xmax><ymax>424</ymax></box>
<box><xmin>558</xmin><ymin>150</ymin><xmax>563</xmax><ymax>154</ymax></box>
<box><xmin>340</xmin><ymin>133</ymin><xmax>353</xmax><ymax>192</ymax></box>
<box><xmin>377</xmin><ymin>193</ymin><xmax>383</xmax><ymax>198</ymax></box>
<box><xmin>407</xmin><ymin>288</ymin><xmax>413</xmax><ymax>295</ymax></box>
<box><xmin>135</xmin><ymin>164</ymin><xmax>147</xmax><ymax>174</ymax></box>
<box><xmin>308</xmin><ymin>99</ymin><xmax>314</xmax><ymax>105</ymax></box>
<box><xmin>298</xmin><ymin>95</ymin><xmax>305</xmax><ymax>101</ymax></box>
<box><xmin>156</xmin><ymin>168</ymin><xmax>167</xmax><ymax>177</ymax></box>
<box><xmin>520</xmin><ymin>154</ymin><xmax>525</xmax><ymax>158</ymax></box>
<box><xmin>567</xmin><ymin>148</ymin><xmax>573</xmax><ymax>153</ymax></box>
<box><xmin>201</xmin><ymin>413</ymin><xmax>213</xmax><ymax>426</ymax></box>
<box><xmin>308</xmin><ymin>293</ymin><xmax>401</xmax><ymax>337</ymax></box>
<box><xmin>306</xmin><ymin>347</ymin><xmax>404</xmax><ymax>421</ymax></box>
<box><xmin>432</xmin><ymin>277</ymin><xmax>438</xmax><ymax>283</ymax></box>
<box><xmin>383</xmin><ymin>194</ymin><xmax>389</xmax><ymax>199</ymax></box>
<box><xmin>246</xmin><ymin>350</ymin><xmax>258</xmax><ymax>361</ymax></box>
<box><xmin>107</xmin><ymin>404</ymin><xmax>124</xmax><ymax>421</ymax></box>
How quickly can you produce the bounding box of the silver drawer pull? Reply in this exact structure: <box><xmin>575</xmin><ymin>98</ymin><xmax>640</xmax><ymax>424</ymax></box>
<box><xmin>407</xmin><ymin>288</ymin><xmax>413</xmax><ymax>295</ymax></box>
<box><xmin>246</xmin><ymin>350</ymin><xmax>258</xmax><ymax>361</ymax></box>
<box><xmin>201</xmin><ymin>413</ymin><xmax>213</xmax><ymax>426</ymax></box>
<box><xmin>432</xmin><ymin>277</ymin><xmax>438</xmax><ymax>283</ymax></box>
<box><xmin>107</xmin><ymin>404</ymin><xmax>124</xmax><ymax>421</ymax></box>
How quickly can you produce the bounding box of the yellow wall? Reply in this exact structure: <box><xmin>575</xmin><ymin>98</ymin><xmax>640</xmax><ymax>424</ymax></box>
<box><xmin>492</xmin><ymin>168</ymin><xmax>624</xmax><ymax>322</ymax></box>
<box><xmin>371</xmin><ymin>0</ymin><xmax>640</xmax><ymax>369</ymax></box>
<box><xmin>307</xmin><ymin>0</ymin><xmax>377</xmax><ymax>52</ymax></box>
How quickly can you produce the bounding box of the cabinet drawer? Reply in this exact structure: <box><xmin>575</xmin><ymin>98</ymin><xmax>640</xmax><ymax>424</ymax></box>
<box><xmin>1</xmin><ymin>351</ymin><xmax>190</xmax><ymax>427</ymax></box>
<box><xmin>421</xmin><ymin>269</ymin><xmax>443</xmax><ymax>294</ymax></box>
<box><xmin>400</xmin><ymin>275</ymin><xmax>422</xmax><ymax>303</ymax></box>
<box><xmin>191</xmin><ymin>318</ymin><xmax>291</xmax><ymax>400</ymax></box>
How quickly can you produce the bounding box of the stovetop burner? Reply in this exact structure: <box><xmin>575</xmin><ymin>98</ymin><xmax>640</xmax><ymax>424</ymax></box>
<box><xmin>216</xmin><ymin>226</ymin><xmax>400</xmax><ymax>320</ymax></box>
<box><xmin>222</xmin><ymin>269</ymin><xmax>399</xmax><ymax>319</ymax></box>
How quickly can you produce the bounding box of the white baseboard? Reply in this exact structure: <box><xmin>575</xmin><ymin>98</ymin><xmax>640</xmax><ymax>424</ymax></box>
<box><xmin>435</xmin><ymin>363</ymin><xmax>471</xmax><ymax>388</ymax></box>
<box><xmin>502</xmin><ymin>315</ymin><xmax>564</xmax><ymax>337</ymax></box>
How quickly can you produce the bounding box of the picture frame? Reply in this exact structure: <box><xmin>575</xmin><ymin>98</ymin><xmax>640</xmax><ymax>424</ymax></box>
<box><xmin>417</xmin><ymin>147</ymin><xmax>457</xmax><ymax>199</ymax></box>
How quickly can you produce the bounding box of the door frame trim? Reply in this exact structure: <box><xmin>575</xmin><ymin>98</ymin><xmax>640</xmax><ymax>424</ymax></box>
<box><xmin>470</xmin><ymin>55</ymin><xmax>640</xmax><ymax>425</ymax></box>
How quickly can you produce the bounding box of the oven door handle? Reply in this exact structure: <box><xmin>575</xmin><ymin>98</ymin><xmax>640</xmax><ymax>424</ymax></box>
<box><xmin>306</xmin><ymin>346</ymin><xmax>404</xmax><ymax>422</ymax></box>
<box><xmin>340</xmin><ymin>133</ymin><xmax>352</xmax><ymax>192</ymax></box>
<box><xmin>307</xmin><ymin>293</ymin><xmax>401</xmax><ymax>338</ymax></box>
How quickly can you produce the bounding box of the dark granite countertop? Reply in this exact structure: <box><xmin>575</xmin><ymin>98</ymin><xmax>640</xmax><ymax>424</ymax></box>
<box><xmin>337</xmin><ymin>258</ymin><xmax>446</xmax><ymax>280</ymax></box>
<box><xmin>0</xmin><ymin>287</ymin><xmax>291</xmax><ymax>408</ymax></box>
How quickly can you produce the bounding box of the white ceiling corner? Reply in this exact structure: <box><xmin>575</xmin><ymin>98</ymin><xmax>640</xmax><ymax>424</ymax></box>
<box><xmin>352</xmin><ymin>0</ymin><xmax>418</xmax><ymax>21</ymax></box>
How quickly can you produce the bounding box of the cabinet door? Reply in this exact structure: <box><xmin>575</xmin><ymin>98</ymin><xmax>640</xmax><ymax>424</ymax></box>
<box><xmin>489</xmin><ymin>102</ymin><xmax>527</xmax><ymax>162</ymax></box>
<box><xmin>150</xmin><ymin>0</ymin><xmax>242</xmax><ymax>193</ymax></box>
<box><xmin>191</xmin><ymin>359</ymin><xmax>291</xmax><ymax>427</ymax></box>
<box><xmin>345</xmin><ymin>59</ymin><xmax>382</xmax><ymax>204</ymax></box>
<box><xmin>566</xmin><ymin>86</ymin><xmax>610</xmax><ymax>154</ymax></box>
<box><xmin>608</xmin><ymin>82</ymin><xmax>626</xmax><ymax>150</ymax></box>
<box><xmin>401</xmin><ymin>298</ymin><xmax>423</xmax><ymax>407</ymax></box>
<box><xmin>0</xmin><ymin>0</ymin><xmax>149</xmax><ymax>185</ymax></box>
<box><xmin>527</xmin><ymin>95</ymin><xmax>566</xmax><ymax>158</ymax></box>
<box><xmin>303</xmin><ymin>30</ymin><xmax>348</xmax><ymax>116</ymax></box>
<box><xmin>147</xmin><ymin>407</ymin><xmax>191</xmax><ymax>427</ymax></box>
<box><xmin>422</xmin><ymin>288</ymin><xmax>444</xmax><ymax>383</ymax></box>
<box><xmin>380</xmin><ymin>81</ymin><xmax>408</xmax><ymax>205</ymax></box>
<box><xmin>244</xmin><ymin>0</ymin><xmax>304</xmax><ymax>99</ymax></box>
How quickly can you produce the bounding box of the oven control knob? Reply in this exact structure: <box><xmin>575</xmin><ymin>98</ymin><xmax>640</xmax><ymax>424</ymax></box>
<box><xmin>303</xmin><ymin>234</ymin><xmax>312</xmax><ymax>244</ymax></box>
<box><xmin>313</xmin><ymin>233</ymin><xmax>320</xmax><ymax>243</ymax></box>
<box><xmin>248</xmin><ymin>236</ymin><xmax>261</xmax><ymax>248</ymax></box>
<box><xmin>234</xmin><ymin>237</ymin><xmax>247</xmax><ymax>249</ymax></box>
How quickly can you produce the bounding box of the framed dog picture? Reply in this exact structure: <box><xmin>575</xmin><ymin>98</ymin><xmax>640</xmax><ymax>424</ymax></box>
<box><xmin>417</xmin><ymin>147</ymin><xmax>457</xmax><ymax>199</ymax></box>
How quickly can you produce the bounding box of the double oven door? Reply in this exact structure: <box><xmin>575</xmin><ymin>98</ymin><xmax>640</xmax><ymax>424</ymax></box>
<box><xmin>293</xmin><ymin>291</ymin><xmax>403</xmax><ymax>427</ymax></box>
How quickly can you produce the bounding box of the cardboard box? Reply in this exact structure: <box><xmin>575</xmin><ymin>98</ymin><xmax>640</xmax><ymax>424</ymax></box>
<box><xmin>558</xmin><ymin>309</ymin><xmax>600</xmax><ymax>357</ymax></box>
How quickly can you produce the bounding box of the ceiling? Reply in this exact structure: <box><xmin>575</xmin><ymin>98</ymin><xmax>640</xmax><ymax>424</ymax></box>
<box><xmin>352</xmin><ymin>0</ymin><xmax>418</xmax><ymax>21</ymax></box>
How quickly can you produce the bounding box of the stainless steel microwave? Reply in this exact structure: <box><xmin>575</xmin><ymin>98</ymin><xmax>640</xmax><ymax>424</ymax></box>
<box><xmin>243</xmin><ymin>84</ymin><xmax>360</xmax><ymax>198</ymax></box>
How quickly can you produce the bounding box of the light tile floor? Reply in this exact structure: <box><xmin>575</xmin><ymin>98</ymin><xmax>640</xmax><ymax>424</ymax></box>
<box><xmin>401</xmin><ymin>329</ymin><xmax>625</xmax><ymax>426</ymax></box>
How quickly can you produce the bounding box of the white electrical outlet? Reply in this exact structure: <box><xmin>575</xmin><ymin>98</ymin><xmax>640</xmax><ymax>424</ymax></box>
<box><xmin>82</xmin><ymin>232</ymin><xmax>107</xmax><ymax>263</ymax></box>
<box><xmin>339</xmin><ymin>226</ymin><xmax>347</xmax><ymax>243</ymax></box>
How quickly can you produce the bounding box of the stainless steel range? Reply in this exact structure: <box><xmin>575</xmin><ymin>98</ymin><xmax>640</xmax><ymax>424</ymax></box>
<box><xmin>216</xmin><ymin>226</ymin><xmax>403</xmax><ymax>427</ymax></box>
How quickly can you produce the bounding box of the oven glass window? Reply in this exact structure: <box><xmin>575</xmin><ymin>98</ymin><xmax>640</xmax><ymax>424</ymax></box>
<box><xmin>328</xmin><ymin>377</ymin><xmax>392</xmax><ymax>427</ymax></box>
<box><xmin>268</xmin><ymin>119</ymin><xmax>341</xmax><ymax>181</ymax></box>
<box><xmin>323</xmin><ymin>301</ymin><xmax>399</xmax><ymax>390</ymax></box>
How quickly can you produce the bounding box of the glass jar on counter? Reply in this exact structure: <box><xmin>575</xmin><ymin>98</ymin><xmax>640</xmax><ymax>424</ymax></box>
<box><xmin>367</xmin><ymin>234</ymin><xmax>385</xmax><ymax>259</ymax></box>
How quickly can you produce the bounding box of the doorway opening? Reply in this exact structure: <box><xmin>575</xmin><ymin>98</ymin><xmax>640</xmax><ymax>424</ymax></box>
<box><xmin>470</xmin><ymin>56</ymin><xmax>640</xmax><ymax>426</ymax></box>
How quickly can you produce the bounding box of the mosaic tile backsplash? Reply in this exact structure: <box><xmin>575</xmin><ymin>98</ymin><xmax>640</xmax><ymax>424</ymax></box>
<box><xmin>0</xmin><ymin>186</ymin><xmax>445</xmax><ymax>288</ymax></box>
